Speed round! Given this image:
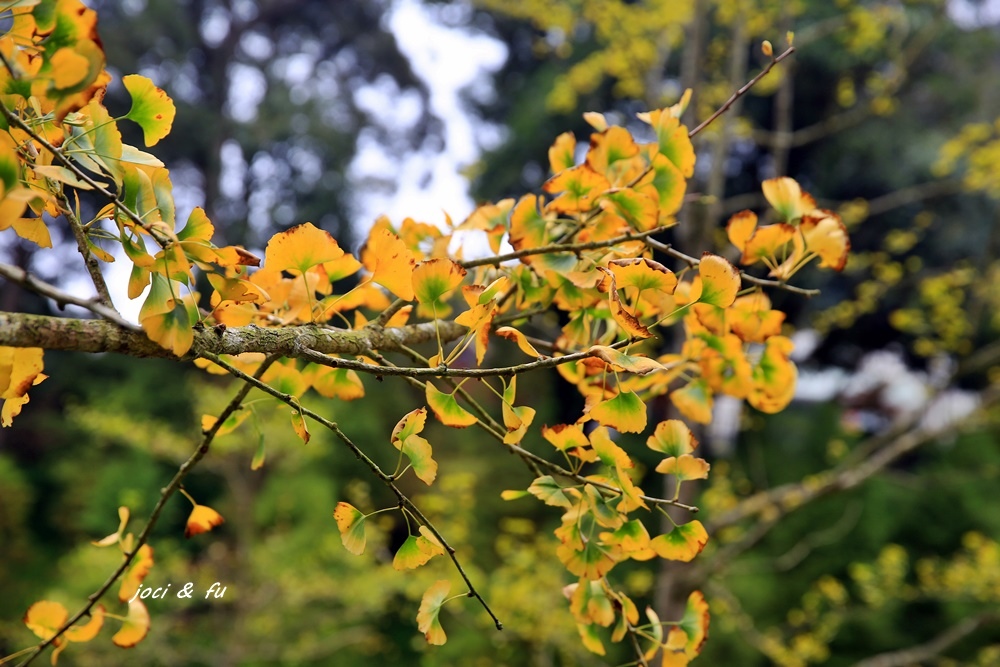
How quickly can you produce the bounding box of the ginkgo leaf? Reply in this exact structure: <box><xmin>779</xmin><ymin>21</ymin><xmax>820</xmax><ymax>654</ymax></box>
<box><xmin>542</xmin><ymin>423</ymin><xmax>589</xmax><ymax>451</ymax></box>
<box><xmin>607</xmin><ymin>257</ymin><xmax>677</xmax><ymax>295</ymax></box>
<box><xmin>401</xmin><ymin>434</ymin><xmax>438</xmax><ymax>485</ymax></box>
<box><xmin>656</xmin><ymin>455</ymin><xmax>711</xmax><ymax>481</ymax></box>
<box><xmin>111</xmin><ymin>599</ymin><xmax>150</xmax><ymax>648</ymax></box>
<box><xmin>671</xmin><ymin>379</ymin><xmax>713</xmax><ymax>425</ymax></box>
<box><xmin>495</xmin><ymin>326</ymin><xmax>544</xmax><ymax>358</ymax></box>
<box><xmin>509</xmin><ymin>194</ymin><xmax>551</xmax><ymax>262</ymax></box>
<box><xmin>527</xmin><ymin>475</ymin><xmax>573</xmax><ymax>508</ymax></box>
<box><xmin>647</xmin><ymin>420</ymin><xmax>698</xmax><ymax>457</ymax></box>
<box><xmin>749</xmin><ymin>335</ymin><xmax>798</xmax><ymax>413</ymax></box>
<box><xmin>762</xmin><ymin>176</ymin><xmax>815</xmax><ymax>222</ymax></box>
<box><xmin>123</xmin><ymin>74</ymin><xmax>176</xmax><ymax>147</ymax></box>
<box><xmin>601</xmin><ymin>189</ymin><xmax>658</xmax><ymax>231</ymax></box>
<box><xmin>63</xmin><ymin>604</ymin><xmax>104</xmax><ymax>642</ymax></box>
<box><xmin>589</xmin><ymin>389</ymin><xmax>647</xmax><ymax>433</ymax></box>
<box><xmin>333</xmin><ymin>502</ymin><xmax>367</xmax><ymax>555</ymax></box>
<box><xmin>393</xmin><ymin>535</ymin><xmax>437</xmax><ymax>570</ymax></box>
<box><xmin>596</xmin><ymin>267</ymin><xmax>652</xmax><ymax>339</ymax></box>
<box><xmin>306</xmin><ymin>366</ymin><xmax>365</xmax><ymax>401</ymax></box>
<box><xmin>425</xmin><ymin>383</ymin><xmax>477</xmax><ymax>428</ymax></box>
<box><xmin>185</xmin><ymin>504</ymin><xmax>225</xmax><ymax>538</ymax></box>
<box><xmin>650</xmin><ymin>520</ymin><xmax>709</xmax><ymax>562</ymax></box>
<box><xmin>416</xmin><ymin>580</ymin><xmax>451</xmax><ymax>645</ymax></box>
<box><xmin>549</xmin><ymin>131</ymin><xmax>576</xmax><ymax>173</ymax></box>
<box><xmin>692</xmin><ymin>253</ymin><xmax>740</xmax><ymax>308</ymax></box>
<box><xmin>417</xmin><ymin>525</ymin><xmax>447</xmax><ymax>556</ymax></box>
<box><xmin>644</xmin><ymin>607</ymin><xmax>664</xmax><ymax>660</ymax></box>
<box><xmin>455</xmin><ymin>301</ymin><xmax>497</xmax><ymax>364</ymax></box>
<box><xmin>637</xmin><ymin>109</ymin><xmax>695</xmax><ymax>177</ymax></box>
<box><xmin>392</xmin><ymin>407</ymin><xmax>427</xmax><ymax>445</ymax></box>
<box><xmin>290</xmin><ymin>409</ymin><xmax>310</xmax><ymax>444</ymax></box>
<box><xmin>0</xmin><ymin>346</ymin><xmax>45</xmax><ymax>427</ymax></box>
<box><xmin>369</xmin><ymin>227</ymin><xmax>416</xmax><ymax>300</ymax></box>
<box><xmin>262</xmin><ymin>222</ymin><xmax>344</xmax><ymax>276</ymax></box>
<box><xmin>600</xmin><ymin>519</ymin><xmax>652</xmax><ymax>555</ymax></box>
<box><xmin>678</xmin><ymin>590</ymin><xmax>711</xmax><ymax>657</ymax></box>
<box><xmin>412</xmin><ymin>258</ymin><xmax>467</xmax><ymax>315</ymax></box>
<box><xmin>577</xmin><ymin>622</ymin><xmax>607</xmax><ymax>655</ymax></box>
<box><xmin>801</xmin><ymin>210</ymin><xmax>850</xmax><ymax>271</ymax></box>
<box><xmin>741</xmin><ymin>223</ymin><xmax>796</xmax><ymax>266</ymax></box>
<box><xmin>588</xmin><ymin>345</ymin><xmax>668</xmax><ymax>375</ymax></box>
<box><xmin>569</xmin><ymin>579</ymin><xmax>615</xmax><ymax>627</ymax></box>
<box><xmin>727</xmin><ymin>210</ymin><xmax>757</xmax><ymax>252</ymax></box>
<box><xmin>542</xmin><ymin>165</ymin><xmax>611</xmax><ymax>214</ymax></box>
<box><xmin>201</xmin><ymin>410</ymin><xmax>250</xmax><ymax>437</ymax></box>
<box><xmin>119</xmin><ymin>544</ymin><xmax>154</xmax><ymax>602</ymax></box>
<box><xmin>557</xmin><ymin>536</ymin><xmax>620</xmax><ymax>579</ymax></box>
<box><xmin>589</xmin><ymin>426</ymin><xmax>633</xmax><ymax>469</ymax></box>
<box><xmin>24</xmin><ymin>600</ymin><xmax>67</xmax><ymax>641</ymax></box>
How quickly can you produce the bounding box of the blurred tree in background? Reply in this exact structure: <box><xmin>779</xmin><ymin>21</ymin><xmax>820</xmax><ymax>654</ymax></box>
<box><xmin>2</xmin><ymin>1</ymin><xmax>999</xmax><ymax>666</ymax></box>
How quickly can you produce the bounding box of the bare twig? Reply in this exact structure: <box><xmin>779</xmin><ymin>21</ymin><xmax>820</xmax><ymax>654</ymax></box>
<box><xmin>0</xmin><ymin>263</ymin><xmax>139</xmax><ymax>330</ymax></box>
<box><xmin>851</xmin><ymin>613</ymin><xmax>995</xmax><ymax>667</ymax></box>
<box><xmin>15</xmin><ymin>356</ymin><xmax>279</xmax><ymax>667</ymax></box>
<box><xmin>200</xmin><ymin>353</ymin><xmax>504</xmax><ymax>631</ymax></box>
<box><xmin>688</xmin><ymin>46</ymin><xmax>796</xmax><ymax>138</ymax></box>
<box><xmin>56</xmin><ymin>192</ymin><xmax>115</xmax><ymax>308</ymax></box>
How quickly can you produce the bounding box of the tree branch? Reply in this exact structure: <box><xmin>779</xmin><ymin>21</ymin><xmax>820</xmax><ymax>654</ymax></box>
<box><xmin>15</xmin><ymin>356</ymin><xmax>280</xmax><ymax>667</ymax></box>
<box><xmin>851</xmin><ymin>613</ymin><xmax>995</xmax><ymax>667</ymax></box>
<box><xmin>0</xmin><ymin>264</ymin><xmax>139</xmax><ymax>330</ymax></box>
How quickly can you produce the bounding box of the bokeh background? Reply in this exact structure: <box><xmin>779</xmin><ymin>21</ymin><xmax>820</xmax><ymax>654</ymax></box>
<box><xmin>2</xmin><ymin>1</ymin><xmax>1000</xmax><ymax>665</ymax></box>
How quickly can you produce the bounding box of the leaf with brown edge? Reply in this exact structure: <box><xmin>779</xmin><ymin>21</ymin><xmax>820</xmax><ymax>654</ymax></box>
<box><xmin>24</xmin><ymin>600</ymin><xmax>67</xmax><ymax>641</ymax></box>
<box><xmin>589</xmin><ymin>389</ymin><xmax>647</xmax><ymax>433</ymax></box>
<box><xmin>333</xmin><ymin>502</ymin><xmax>367</xmax><ymax>555</ymax></box>
<box><xmin>656</xmin><ymin>455</ymin><xmax>710</xmax><ymax>481</ymax></box>
<box><xmin>647</xmin><ymin>419</ymin><xmax>698</xmax><ymax>457</ymax></box>
<box><xmin>596</xmin><ymin>267</ymin><xmax>652</xmax><ymax>339</ymax></box>
<box><xmin>671</xmin><ymin>379</ymin><xmax>713</xmax><ymax>425</ymax></box>
<box><xmin>608</xmin><ymin>257</ymin><xmax>677</xmax><ymax>295</ymax></box>
<box><xmin>111</xmin><ymin>599</ymin><xmax>150</xmax><ymax>648</ymax></box>
<box><xmin>801</xmin><ymin>210</ymin><xmax>850</xmax><ymax>271</ymax></box>
<box><xmin>549</xmin><ymin>130</ymin><xmax>577</xmax><ymax>173</ymax></box>
<box><xmin>600</xmin><ymin>519</ymin><xmax>651</xmax><ymax>555</ymax></box>
<box><xmin>368</xmin><ymin>227</ymin><xmax>416</xmax><ymax>300</ymax></box>
<box><xmin>185</xmin><ymin>504</ymin><xmax>225</xmax><ymax>538</ymax></box>
<box><xmin>0</xmin><ymin>346</ymin><xmax>45</xmax><ymax>427</ymax></box>
<box><xmin>392</xmin><ymin>407</ymin><xmax>427</xmax><ymax>445</ymax></box>
<box><xmin>692</xmin><ymin>253</ymin><xmax>740</xmax><ymax>308</ymax></box>
<box><xmin>261</xmin><ymin>222</ymin><xmax>344</xmax><ymax>277</ymax></box>
<box><xmin>651</xmin><ymin>520</ymin><xmax>709</xmax><ymax>562</ymax></box>
<box><xmin>426</xmin><ymin>383</ymin><xmax>477</xmax><ymax>428</ymax></box>
<box><xmin>116</xmin><ymin>544</ymin><xmax>154</xmax><ymax>603</ymax></box>
<box><xmin>412</xmin><ymin>258</ymin><xmax>467</xmax><ymax>317</ymax></box>
<box><xmin>727</xmin><ymin>209</ymin><xmax>757</xmax><ymax>252</ymax></box>
<box><xmin>542</xmin><ymin>423</ymin><xmax>589</xmax><ymax>452</ymax></box>
<box><xmin>416</xmin><ymin>580</ymin><xmax>451</xmax><ymax>645</ymax></box>
<box><xmin>678</xmin><ymin>590</ymin><xmax>711</xmax><ymax>657</ymax></box>
<box><xmin>495</xmin><ymin>326</ymin><xmax>543</xmax><ymax>358</ymax></box>
<box><xmin>588</xmin><ymin>345</ymin><xmax>668</xmax><ymax>376</ymax></box>
<box><xmin>290</xmin><ymin>409</ymin><xmax>310</xmax><ymax>444</ymax></box>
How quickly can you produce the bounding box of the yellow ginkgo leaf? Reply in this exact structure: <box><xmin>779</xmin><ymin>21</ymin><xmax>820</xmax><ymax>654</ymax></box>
<box><xmin>509</xmin><ymin>194</ymin><xmax>551</xmax><ymax>262</ymax></box>
<box><xmin>589</xmin><ymin>389</ymin><xmax>647</xmax><ymax>434</ymax></box>
<box><xmin>123</xmin><ymin>74</ymin><xmax>176</xmax><ymax>147</ymax></box>
<box><xmin>650</xmin><ymin>520</ymin><xmax>709</xmax><ymax>562</ymax></box>
<box><xmin>726</xmin><ymin>210</ymin><xmax>757</xmax><ymax>252</ymax></box>
<box><xmin>495</xmin><ymin>326</ymin><xmax>543</xmax><ymax>358</ymax></box>
<box><xmin>671</xmin><ymin>379</ymin><xmax>713</xmax><ymax>425</ymax></box>
<box><xmin>412</xmin><ymin>258</ymin><xmax>467</xmax><ymax>316</ymax></box>
<box><xmin>549</xmin><ymin>131</ymin><xmax>577</xmax><ymax>173</ymax></box>
<box><xmin>455</xmin><ymin>301</ymin><xmax>497</xmax><ymax>364</ymax></box>
<box><xmin>691</xmin><ymin>253</ymin><xmax>740</xmax><ymax>308</ymax></box>
<box><xmin>762</xmin><ymin>176</ymin><xmax>815</xmax><ymax>222</ymax></box>
<box><xmin>416</xmin><ymin>580</ymin><xmax>452</xmax><ymax>645</ymax></box>
<box><xmin>655</xmin><ymin>454</ymin><xmax>711</xmax><ymax>481</ymax></box>
<box><xmin>185</xmin><ymin>504</ymin><xmax>225</xmax><ymax>538</ymax></box>
<box><xmin>64</xmin><ymin>604</ymin><xmax>104</xmax><ymax>642</ymax></box>
<box><xmin>0</xmin><ymin>346</ymin><xmax>45</xmax><ymax>427</ymax></box>
<box><xmin>741</xmin><ymin>223</ymin><xmax>796</xmax><ymax>266</ymax></box>
<box><xmin>426</xmin><ymin>383</ymin><xmax>477</xmax><ymax>427</ymax></box>
<box><xmin>542</xmin><ymin>165</ymin><xmax>611</xmax><ymax>214</ymax></box>
<box><xmin>636</xmin><ymin>109</ymin><xmax>695</xmax><ymax>177</ymax></box>
<box><xmin>607</xmin><ymin>257</ymin><xmax>677</xmax><ymax>295</ymax></box>
<box><xmin>262</xmin><ymin>222</ymin><xmax>344</xmax><ymax>276</ymax></box>
<box><xmin>118</xmin><ymin>544</ymin><xmax>154</xmax><ymax>602</ymax></box>
<box><xmin>24</xmin><ymin>600</ymin><xmax>68</xmax><ymax>641</ymax></box>
<box><xmin>368</xmin><ymin>227</ymin><xmax>416</xmax><ymax>300</ymax></box>
<box><xmin>111</xmin><ymin>599</ymin><xmax>150</xmax><ymax>648</ymax></box>
<box><xmin>801</xmin><ymin>210</ymin><xmax>850</xmax><ymax>271</ymax></box>
<box><xmin>588</xmin><ymin>345</ymin><xmax>668</xmax><ymax>375</ymax></box>
<box><xmin>596</xmin><ymin>267</ymin><xmax>652</xmax><ymax>339</ymax></box>
<box><xmin>647</xmin><ymin>419</ymin><xmax>698</xmax><ymax>457</ymax></box>
<box><xmin>333</xmin><ymin>502</ymin><xmax>367</xmax><ymax>555</ymax></box>
<box><xmin>542</xmin><ymin>423</ymin><xmax>589</xmax><ymax>451</ymax></box>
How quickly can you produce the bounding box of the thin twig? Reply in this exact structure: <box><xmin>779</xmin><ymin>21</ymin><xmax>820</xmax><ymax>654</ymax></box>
<box><xmin>0</xmin><ymin>262</ymin><xmax>139</xmax><ymax>330</ymax></box>
<box><xmin>200</xmin><ymin>353</ymin><xmax>504</xmax><ymax>631</ymax></box>
<box><xmin>643</xmin><ymin>238</ymin><xmax>821</xmax><ymax>297</ymax></box>
<box><xmin>688</xmin><ymin>46</ymin><xmax>796</xmax><ymax>138</ymax></box>
<box><xmin>851</xmin><ymin>613</ymin><xmax>995</xmax><ymax>667</ymax></box>
<box><xmin>15</xmin><ymin>356</ymin><xmax>279</xmax><ymax>667</ymax></box>
<box><xmin>55</xmin><ymin>191</ymin><xmax>115</xmax><ymax>308</ymax></box>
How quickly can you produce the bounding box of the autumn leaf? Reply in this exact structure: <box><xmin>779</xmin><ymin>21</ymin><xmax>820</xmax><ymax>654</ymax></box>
<box><xmin>120</xmin><ymin>74</ymin><xmax>176</xmax><ymax>147</ymax></box>
<box><xmin>542</xmin><ymin>164</ymin><xmax>611</xmax><ymax>214</ymax></box>
<box><xmin>647</xmin><ymin>419</ymin><xmax>698</xmax><ymax>457</ymax></box>
<box><xmin>678</xmin><ymin>590</ymin><xmax>711</xmax><ymax>657</ymax></box>
<box><xmin>185</xmin><ymin>504</ymin><xmax>225</xmax><ymax>538</ymax></box>
<box><xmin>119</xmin><ymin>544</ymin><xmax>154</xmax><ymax>602</ymax></box>
<box><xmin>549</xmin><ymin>130</ymin><xmax>576</xmax><ymax>173</ymax></box>
<box><xmin>588</xmin><ymin>345</ymin><xmax>668</xmax><ymax>375</ymax></box>
<box><xmin>111</xmin><ymin>599</ymin><xmax>150</xmax><ymax>648</ymax></box>
<box><xmin>527</xmin><ymin>475</ymin><xmax>574</xmax><ymax>508</ymax></box>
<box><xmin>495</xmin><ymin>326</ymin><xmax>544</xmax><ymax>358</ymax></box>
<box><xmin>368</xmin><ymin>227</ymin><xmax>416</xmax><ymax>300</ymax></box>
<box><xmin>261</xmin><ymin>222</ymin><xmax>345</xmax><ymax>277</ymax></box>
<box><xmin>596</xmin><ymin>267</ymin><xmax>652</xmax><ymax>339</ymax></box>
<box><xmin>655</xmin><ymin>455</ymin><xmax>711</xmax><ymax>481</ymax></box>
<box><xmin>762</xmin><ymin>176</ymin><xmax>815</xmax><ymax>222</ymax></box>
<box><xmin>801</xmin><ymin>210</ymin><xmax>850</xmax><ymax>271</ymax></box>
<box><xmin>333</xmin><ymin>502</ymin><xmax>367</xmax><ymax>555</ymax></box>
<box><xmin>24</xmin><ymin>600</ymin><xmax>68</xmax><ymax>641</ymax></box>
<box><xmin>671</xmin><ymin>378</ymin><xmax>713</xmax><ymax>424</ymax></box>
<box><xmin>589</xmin><ymin>389</ymin><xmax>647</xmax><ymax>433</ymax></box>
<box><xmin>0</xmin><ymin>346</ymin><xmax>46</xmax><ymax>427</ymax></box>
<box><xmin>636</xmin><ymin>108</ymin><xmax>695</xmax><ymax>177</ymax></box>
<box><xmin>416</xmin><ymin>580</ymin><xmax>451</xmax><ymax>645</ymax></box>
<box><xmin>607</xmin><ymin>257</ymin><xmax>677</xmax><ymax>295</ymax></box>
<box><xmin>425</xmin><ymin>383</ymin><xmax>477</xmax><ymax>428</ymax></box>
<box><xmin>692</xmin><ymin>253</ymin><xmax>740</xmax><ymax>308</ymax></box>
<box><xmin>651</xmin><ymin>520</ymin><xmax>709</xmax><ymax>562</ymax></box>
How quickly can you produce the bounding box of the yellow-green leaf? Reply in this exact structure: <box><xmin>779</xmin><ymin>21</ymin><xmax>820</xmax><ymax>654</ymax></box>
<box><xmin>647</xmin><ymin>419</ymin><xmax>698</xmax><ymax>457</ymax></box>
<box><xmin>393</xmin><ymin>535</ymin><xmax>435</xmax><ymax>570</ymax></box>
<box><xmin>655</xmin><ymin>455</ymin><xmax>710</xmax><ymax>481</ymax></box>
<box><xmin>416</xmin><ymin>580</ymin><xmax>451</xmax><ymax>645</ymax></box>
<box><xmin>589</xmin><ymin>389</ymin><xmax>647</xmax><ymax>434</ymax></box>
<box><xmin>123</xmin><ymin>74</ymin><xmax>176</xmax><ymax>147</ymax></box>
<box><xmin>333</xmin><ymin>502</ymin><xmax>367</xmax><ymax>555</ymax></box>
<box><xmin>651</xmin><ymin>520</ymin><xmax>708</xmax><ymax>562</ymax></box>
<box><xmin>426</xmin><ymin>383</ymin><xmax>477</xmax><ymax>428</ymax></box>
<box><xmin>693</xmin><ymin>253</ymin><xmax>740</xmax><ymax>308</ymax></box>
<box><xmin>111</xmin><ymin>599</ymin><xmax>150</xmax><ymax>648</ymax></box>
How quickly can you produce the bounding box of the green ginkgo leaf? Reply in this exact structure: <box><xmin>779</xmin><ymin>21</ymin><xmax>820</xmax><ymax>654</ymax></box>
<box><xmin>123</xmin><ymin>74</ymin><xmax>176</xmax><ymax>147</ymax></box>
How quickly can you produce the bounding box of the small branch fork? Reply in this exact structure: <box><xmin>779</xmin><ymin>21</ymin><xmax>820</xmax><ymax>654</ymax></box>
<box><xmin>200</xmin><ymin>353</ymin><xmax>505</xmax><ymax>632</ymax></box>
<box><xmin>14</xmin><ymin>357</ymin><xmax>280</xmax><ymax>667</ymax></box>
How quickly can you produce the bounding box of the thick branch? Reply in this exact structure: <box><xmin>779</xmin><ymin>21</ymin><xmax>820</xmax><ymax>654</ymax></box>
<box><xmin>851</xmin><ymin>613</ymin><xmax>994</xmax><ymax>667</ymax></box>
<box><xmin>0</xmin><ymin>312</ymin><xmax>467</xmax><ymax>359</ymax></box>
